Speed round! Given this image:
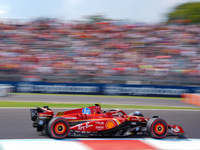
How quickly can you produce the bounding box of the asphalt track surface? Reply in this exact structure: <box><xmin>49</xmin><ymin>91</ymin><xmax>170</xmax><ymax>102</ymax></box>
<box><xmin>0</xmin><ymin>94</ymin><xmax>199</xmax><ymax>107</ymax></box>
<box><xmin>0</xmin><ymin>94</ymin><xmax>200</xmax><ymax>139</ymax></box>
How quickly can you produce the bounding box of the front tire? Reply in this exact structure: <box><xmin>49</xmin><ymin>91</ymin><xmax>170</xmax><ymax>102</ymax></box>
<box><xmin>147</xmin><ymin>118</ymin><xmax>168</xmax><ymax>139</ymax></box>
<box><xmin>47</xmin><ymin>117</ymin><xmax>70</xmax><ymax>139</ymax></box>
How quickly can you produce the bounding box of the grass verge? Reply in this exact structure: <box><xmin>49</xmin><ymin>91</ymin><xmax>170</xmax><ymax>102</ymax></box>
<box><xmin>13</xmin><ymin>93</ymin><xmax>182</xmax><ymax>100</ymax></box>
<box><xmin>0</xmin><ymin>101</ymin><xmax>199</xmax><ymax>110</ymax></box>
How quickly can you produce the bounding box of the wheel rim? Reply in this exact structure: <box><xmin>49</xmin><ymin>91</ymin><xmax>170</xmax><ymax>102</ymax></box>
<box><xmin>54</xmin><ymin>122</ymin><xmax>67</xmax><ymax>135</ymax></box>
<box><xmin>154</xmin><ymin>123</ymin><xmax>165</xmax><ymax>135</ymax></box>
<box><xmin>149</xmin><ymin>119</ymin><xmax>168</xmax><ymax>139</ymax></box>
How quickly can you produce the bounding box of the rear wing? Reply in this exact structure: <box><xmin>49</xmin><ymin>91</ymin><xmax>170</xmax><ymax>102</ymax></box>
<box><xmin>30</xmin><ymin>106</ymin><xmax>53</xmax><ymax>121</ymax></box>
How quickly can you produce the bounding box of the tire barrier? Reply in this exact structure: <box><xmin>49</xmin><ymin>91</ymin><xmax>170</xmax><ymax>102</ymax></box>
<box><xmin>181</xmin><ymin>93</ymin><xmax>200</xmax><ymax>106</ymax></box>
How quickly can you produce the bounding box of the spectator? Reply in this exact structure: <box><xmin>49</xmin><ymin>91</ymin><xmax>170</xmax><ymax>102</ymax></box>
<box><xmin>0</xmin><ymin>19</ymin><xmax>199</xmax><ymax>84</ymax></box>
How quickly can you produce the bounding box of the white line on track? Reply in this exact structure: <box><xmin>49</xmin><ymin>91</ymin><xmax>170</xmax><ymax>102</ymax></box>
<box><xmin>1</xmin><ymin>138</ymin><xmax>200</xmax><ymax>150</ymax></box>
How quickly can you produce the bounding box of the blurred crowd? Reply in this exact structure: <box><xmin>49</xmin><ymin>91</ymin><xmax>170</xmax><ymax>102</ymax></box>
<box><xmin>0</xmin><ymin>19</ymin><xmax>200</xmax><ymax>84</ymax></box>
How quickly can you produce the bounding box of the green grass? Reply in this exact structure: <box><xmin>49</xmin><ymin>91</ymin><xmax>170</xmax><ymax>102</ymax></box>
<box><xmin>0</xmin><ymin>101</ymin><xmax>199</xmax><ymax>110</ymax></box>
<box><xmin>13</xmin><ymin>93</ymin><xmax>182</xmax><ymax>100</ymax></box>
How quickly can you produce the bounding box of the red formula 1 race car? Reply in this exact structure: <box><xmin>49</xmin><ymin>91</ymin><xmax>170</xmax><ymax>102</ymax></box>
<box><xmin>30</xmin><ymin>103</ymin><xmax>184</xmax><ymax>139</ymax></box>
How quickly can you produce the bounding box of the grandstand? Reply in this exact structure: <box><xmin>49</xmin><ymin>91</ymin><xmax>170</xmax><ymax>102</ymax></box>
<box><xmin>0</xmin><ymin>19</ymin><xmax>199</xmax><ymax>85</ymax></box>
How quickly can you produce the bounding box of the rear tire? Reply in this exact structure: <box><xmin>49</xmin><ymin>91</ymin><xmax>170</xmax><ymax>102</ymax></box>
<box><xmin>147</xmin><ymin>118</ymin><xmax>168</xmax><ymax>139</ymax></box>
<box><xmin>47</xmin><ymin>117</ymin><xmax>70</xmax><ymax>139</ymax></box>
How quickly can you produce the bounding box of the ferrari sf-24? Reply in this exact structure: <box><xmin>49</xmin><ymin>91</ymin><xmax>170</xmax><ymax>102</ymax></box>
<box><xmin>30</xmin><ymin>103</ymin><xmax>184</xmax><ymax>139</ymax></box>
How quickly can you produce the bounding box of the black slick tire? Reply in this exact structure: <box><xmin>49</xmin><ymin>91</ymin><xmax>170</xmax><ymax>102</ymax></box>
<box><xmin>47</xmin><ymin>117</ymin><xmax>70</xmax><ymax>139</ymax></box>
<box><xmin>147</xmin><ymin>118</ymin><xmax>168</xmax><ymax>139</ymax></box>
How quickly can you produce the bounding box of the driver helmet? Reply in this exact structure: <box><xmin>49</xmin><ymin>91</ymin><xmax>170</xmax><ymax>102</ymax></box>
<box><xmin>95</xmin><ymin>102</ymin><xmax>101</xmax><ymax>106</ymax></box>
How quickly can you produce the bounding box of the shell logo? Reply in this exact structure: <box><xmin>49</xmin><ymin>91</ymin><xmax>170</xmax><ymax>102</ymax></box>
<box><xmin>105</xmin><ymin>120</ymin><xmax>115</xmax><ymax>129</ymax></box>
